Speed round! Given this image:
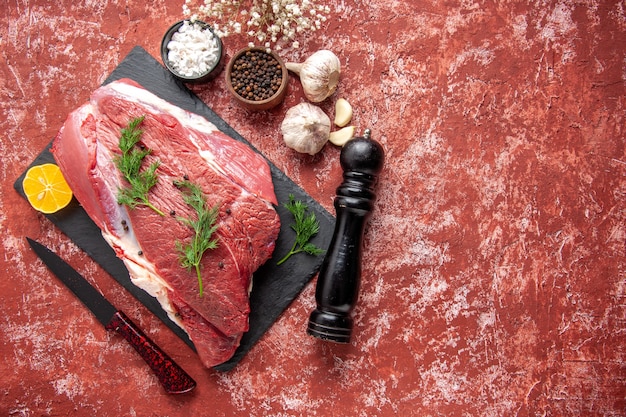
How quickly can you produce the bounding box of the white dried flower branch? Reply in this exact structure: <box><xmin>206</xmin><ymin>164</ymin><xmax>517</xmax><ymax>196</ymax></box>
<box><xmin>182</xmin><ymin>0</ymin><xmax>330</xmax><ymax>50</ymax></box>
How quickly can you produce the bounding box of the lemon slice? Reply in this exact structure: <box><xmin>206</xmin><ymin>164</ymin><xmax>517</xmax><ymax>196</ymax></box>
<box><xmin>22</xmin><ymin>163</ymin><xmax>73</xmax><ymax>214</ymax></box>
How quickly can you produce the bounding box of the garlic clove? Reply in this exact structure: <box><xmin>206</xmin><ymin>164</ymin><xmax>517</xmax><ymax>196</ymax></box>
<box><xmin>334</xmin><ymin>98</ymin><xmax>353</xmax><ymax>127</ymax></box>
<box><xmin>281</xmin><ymin>103</ymin><xmax>331</xmax><ymax>155</ymax></box>
<box><xmin>286</xmin><ymin>50</ymin><xmax>341</xmax><ymax>103</ymax></box>
<box><xmin>329</xmin><ymin>126</ymin><xmax>356</xmax><ymax>147</ymax></box>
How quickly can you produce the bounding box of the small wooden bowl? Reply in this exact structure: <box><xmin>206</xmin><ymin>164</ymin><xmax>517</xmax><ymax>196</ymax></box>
<box><xmin>225</xmin><ymin>47</ymin><xmax>289</xmax><ymax>111</ymax></box>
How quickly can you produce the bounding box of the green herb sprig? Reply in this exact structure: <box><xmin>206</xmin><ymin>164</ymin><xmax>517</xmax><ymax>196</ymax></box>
<box><xmin>276</xmin><ymin>194</ymin><xmax>324</xmax><ymax>265</ymax></box>
<box><xmin>174</xmin><ymin>179</ymin><xmax>220</xmax><ymax>297</ymax></box>
<box><xmin>114</xmin><ymin>116</ymin><xmax>164</xmax><ymax>216</ymax></box>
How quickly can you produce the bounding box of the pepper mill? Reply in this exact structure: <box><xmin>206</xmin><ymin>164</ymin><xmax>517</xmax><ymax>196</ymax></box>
<box><xmin>307</xmin><ymin>129</ymin><xmax>384</xmax><ymax>343</ymax></box>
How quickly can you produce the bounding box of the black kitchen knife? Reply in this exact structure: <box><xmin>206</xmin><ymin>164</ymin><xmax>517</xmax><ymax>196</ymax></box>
<box><xmin>26</xmin><ymin>237</ymin><xmax>196</xmax><ymax>394</ymax></box>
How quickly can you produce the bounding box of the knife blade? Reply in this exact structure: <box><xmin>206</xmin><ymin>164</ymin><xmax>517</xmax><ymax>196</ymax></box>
<box><xmin>26</xmin><ymin>237</ymin><xmax>196</xmax><ymax>394</ymax></box>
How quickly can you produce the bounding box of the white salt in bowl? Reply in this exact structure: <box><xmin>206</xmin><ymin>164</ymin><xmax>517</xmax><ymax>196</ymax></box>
<box><xmin>161</xmin><ymin>20</ymin><xmax>224</xmax><ymax>84</ymax></box>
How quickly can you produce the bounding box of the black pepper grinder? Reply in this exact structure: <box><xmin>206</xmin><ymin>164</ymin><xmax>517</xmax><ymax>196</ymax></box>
<box><xmin>307</xmin><ymin>129</ymin><xmax>384</xmax><ymax>343</ymax></box>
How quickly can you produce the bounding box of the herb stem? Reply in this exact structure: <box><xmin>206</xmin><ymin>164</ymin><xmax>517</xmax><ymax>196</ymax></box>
<box><xmin>194</xmin><ymin>264</ymin><xmax>203</xmax><ymax>297</ymax></box>
<box><xmin>276</xmin><ymin>240</ymin><xmax>301</xmax><ymax>265</ymax></box>
<box><xmin>145</xmin><ymin>202</ymin><xmax>165</xmax><ymax>216</ymax></box>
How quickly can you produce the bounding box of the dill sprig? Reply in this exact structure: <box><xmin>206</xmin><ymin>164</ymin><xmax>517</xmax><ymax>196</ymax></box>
<box><xmin>276</xmin><ymin>194</ymin><xmax>324</xmax><ymax>266</ymax></box>
<box><xmin>114</xmin><ymin>116</ymin><xmax>164</xmax><ymax>216</ymax></box>
<box><xmin>174</xmin><ymin>179</ymin><xmax>220</xmax><ymax>297</ymax></box>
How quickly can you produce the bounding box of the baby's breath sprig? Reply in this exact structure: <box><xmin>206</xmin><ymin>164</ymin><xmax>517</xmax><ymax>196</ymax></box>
<box><xmin>182</xmin><ymin>0</ymin><xmax>330</xmax><ymax>50</ymax></box>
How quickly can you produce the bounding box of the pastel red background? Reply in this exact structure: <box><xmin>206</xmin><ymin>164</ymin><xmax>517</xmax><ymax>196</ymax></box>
<box><xmin>1</xmin><ymin>1</ymin><xmax>624</xmax><ymax>415</ymax></box>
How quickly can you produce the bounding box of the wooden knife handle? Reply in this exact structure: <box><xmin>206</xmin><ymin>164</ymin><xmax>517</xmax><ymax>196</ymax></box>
<box><xmin>106</xmin><ymin>311</ymin><xmax>196</xmax><ymax>394</ymax></box>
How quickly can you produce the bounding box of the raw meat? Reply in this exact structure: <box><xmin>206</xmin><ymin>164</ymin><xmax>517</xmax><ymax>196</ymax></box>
<box><xmin>51</xmin><ymin>78</ymin><xmax>280</xmax><ymax>368</ymax></box>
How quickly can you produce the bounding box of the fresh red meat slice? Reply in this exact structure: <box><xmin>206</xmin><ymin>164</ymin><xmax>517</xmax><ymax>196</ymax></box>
<box><xmin>51</xmin><ymin>78</ymin><xmax>280</xmax><ymax>367</ymax></box>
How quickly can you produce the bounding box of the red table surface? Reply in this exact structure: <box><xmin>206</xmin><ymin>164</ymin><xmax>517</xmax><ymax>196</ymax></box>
<box><xmin>1</xmin><ymin>1</ymin><xmax>624</xmax><ymax>416</ymax></box>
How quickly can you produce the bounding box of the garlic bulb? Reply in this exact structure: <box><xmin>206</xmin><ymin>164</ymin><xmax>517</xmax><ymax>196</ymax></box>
<box><xmin>281</xmin><ymin>103</ymin><xmax>331</xmax><ymax>155</ymax></box>
<box><xmin>286</xmin><ymin>50</ymin><xmax>341</xmax><ymax>102</ymax></box>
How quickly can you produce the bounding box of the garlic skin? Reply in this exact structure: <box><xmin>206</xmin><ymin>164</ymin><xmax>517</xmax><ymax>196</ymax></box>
<box><xmin>286</xmin><ymin>50</ymin><xmax>341</xmax><ymax>103</ymax></box>
<box><xmin>281</xmin><ymin>103</ymin><xmax>331</xmax><ymax>155</ymax></box>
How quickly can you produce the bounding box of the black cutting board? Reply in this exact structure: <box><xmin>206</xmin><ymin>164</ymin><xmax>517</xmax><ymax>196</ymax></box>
<box><xmin>14</xmin><ymin>46</ymin><xmax>335</xmax><ymax>372</ymax></box>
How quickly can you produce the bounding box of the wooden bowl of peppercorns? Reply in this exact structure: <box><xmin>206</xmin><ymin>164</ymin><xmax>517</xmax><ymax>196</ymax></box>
<box><xmin>225</xmin><ymin>47</ymin><xmax>289</xmax><ymax>111</ymax></box>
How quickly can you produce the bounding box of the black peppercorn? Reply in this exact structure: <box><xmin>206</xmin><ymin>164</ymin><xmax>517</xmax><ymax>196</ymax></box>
<box><xmin>230</xmin><ymin>49</ymin><xmax>283</xmax><ymax>102</ymax></box>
